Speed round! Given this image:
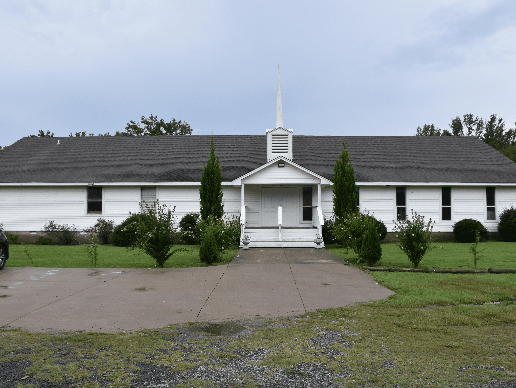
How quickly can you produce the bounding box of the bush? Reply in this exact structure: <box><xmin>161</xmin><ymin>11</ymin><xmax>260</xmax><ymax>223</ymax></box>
<box><xmin>87</xmin><ymin>218</ymin><xmax>115</xmax><ymax>245</ymax></box>
<box><xmin>198</xmin><ymin>215</ymin><xmax>241</xmax><ymax>250</ymax></box>
<box><xmin>322</xmin><ymin>216</ymin><xmax>339</xmax><ymax>244</ymax></box>
<box><xmin>112</xmin><ymin>214</ymin><xmax>151</xmax><ymax>247</ymax></box>
<box><xmin>360</xmin><ymin>220</ymin><xmax>382</xmax><ymax>266</ymax></box>
<box><xmin>199</xmin><ymin>225</ymin><xmax>221</xmax><ymax>266</ymax></box>
<box><xmin>8</xmin><ymin>233</ymin><xmax>19</xmax><ymax>244</ymax></box>
<box><xmin>393</xmin><ymin>211</ymin><xmax>434</xmax><ymax>268</ymax></box>
<box><xmin>43</xmin><ymin>221</ymin><xmax>79</xmax><ymax>245</ymax></box>
<box><xmin>498</xmin><ymin>207</ymin><xmax>516</xmax><ymax>242</ymax></box>
<box><xmin>133</xmin><ymin>201</ymin><xmax>183</xmax><ymax>268</ymax></box>
<box><xmin>331</xmin><ymin>212</ymin><xmax>386</xmax><ymax>255</ymax></box>
<box><xmin>179</xmin><ymin>213</ymin><xmax>201</xmax><ymax>245</ymax></box>
<box><xmin>34</xmin><ymin>236</ymin><xmax>53</xmax><ymax>245</ymax></box>
<box><xmin>453</xmin><ymin>218</ymin><xmax>487</xmax><ymax>243</ymax></box>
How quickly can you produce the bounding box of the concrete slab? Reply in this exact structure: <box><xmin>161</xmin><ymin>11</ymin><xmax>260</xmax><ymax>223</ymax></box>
<box><xmin>0</xmin><ymin>249</ymin><xmax>395</xmax><ymax>333</ymax></box>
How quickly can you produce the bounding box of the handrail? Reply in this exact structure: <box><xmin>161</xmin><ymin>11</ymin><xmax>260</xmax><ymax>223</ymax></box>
<box><xmin>317</xmin><ymin>207</ymin><xmax>324</xmax><ymax>235</ymax></box>
<box><xmin>278</xmin><ymin>205</ymin><xmax>282</xmax><ymax>242</ymax></box>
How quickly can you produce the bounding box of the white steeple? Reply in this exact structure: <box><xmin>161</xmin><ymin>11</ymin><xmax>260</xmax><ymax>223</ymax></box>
<box><xmin>276</xmin><ymin>64</ymin><xmax>283</xmax><ymax>129</ymax></box>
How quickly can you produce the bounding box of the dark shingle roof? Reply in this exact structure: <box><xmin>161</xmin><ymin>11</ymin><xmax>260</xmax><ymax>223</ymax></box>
<box><xmin>1</xmin><ymin>135</ymin><xmax>515</xmax><ymax>184</ymax></box>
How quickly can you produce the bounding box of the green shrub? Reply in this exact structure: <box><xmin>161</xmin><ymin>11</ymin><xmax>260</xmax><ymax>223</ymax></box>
<box><xmin>179</xmin><ymin>213</ymin><xmax>201</xmax><ymax>245</ymax></box>
<box><xmin>34</xmin><ymin>236</ymin><xmax>53</xmax><ymax>245</ymax></box>
<box><xmin>112</xmin><ymin>214</ymin><xmax>151</xmax><ymax>247</ymax></box>
<box><xmin>498</xmin><ymin>207</ymin><xmax>516</xmax><ymax>242</ymax></box>
<box><xmin>360</xmin><ymin>220</ymin><xmax>382</xmax><ymax>266</ymax></box>
<box><xmin>8</xmin><ymin>233</ymin><xmax>19</xmax><ymax>244</ymax></box>
<box><xmin>43</xmin><ymin>221</ymin><xmax>79</xmax><ymax>245</ymax></box>
<box><xmin>393</xmin><ymin>211</ymin><xmax>434</xmax><ymax>268</ymax></box>
<box><xmin>331</xmin><ymin>212</ymin><xmax>385</xmax><ymax>255</ymax></box>
<box><xmin>199</xmin><ymin>225</ymin><xmax>221</xmax><ymax>266</ymax></box>
<box><xmin>88</xmin><ymin>218</ymin><xmax>115</xmax><ymax>245</ymax></box>
<box><xmin>133</xmin><ymin>201</ymin><xmax>183</xmax><ymax>268</ymax></box>
<box><xmin>322</xmin><ymin>216</ymin><xmax>339</xmax><ymax>244</ymax></box>
<box><xmin>198</xmin><ymin>215</ymin><xmax>241</xmax><ymax>249</ymax></box>
<box><xmin>453</xmin><ymin>218</ymin><xmax>487</xmax><ymax>243</ymax></box>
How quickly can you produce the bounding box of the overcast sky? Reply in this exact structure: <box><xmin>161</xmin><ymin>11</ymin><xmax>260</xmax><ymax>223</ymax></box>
<box><xmin>1</xmin><ymin>0</ymin><xmax>516</xmax><ymax>147</ymax></box>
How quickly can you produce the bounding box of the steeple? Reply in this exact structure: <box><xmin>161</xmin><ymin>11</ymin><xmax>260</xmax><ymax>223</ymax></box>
<box><xmin>276</xmin><ymin>64</ymin><xmax>283</xmax><ymax>129</ymax></box>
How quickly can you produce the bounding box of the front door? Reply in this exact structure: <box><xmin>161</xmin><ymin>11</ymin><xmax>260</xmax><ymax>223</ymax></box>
<box><xmin>261</xmin><ymin>187</ymin><xmax>299</xmax><ymax>227</ymax></box>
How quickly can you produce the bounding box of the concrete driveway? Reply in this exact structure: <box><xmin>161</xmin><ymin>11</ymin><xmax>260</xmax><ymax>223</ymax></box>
<box><xmin>0</xmin><ymin>248</ymin><xmax>394</xmax><ymax>333</ymax></box>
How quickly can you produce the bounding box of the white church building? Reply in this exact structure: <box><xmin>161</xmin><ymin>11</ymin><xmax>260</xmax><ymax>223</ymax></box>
<box><xmin>1</xmin><ymin>69</ymin><xmax>516</xmax><ymax>247</ymax></box>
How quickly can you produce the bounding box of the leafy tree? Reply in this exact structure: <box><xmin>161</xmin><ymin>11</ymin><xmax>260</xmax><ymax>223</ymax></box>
<box><xmin>501</xmin><ymin>144</ymin><xmax>516</xmax><ymax>163</ymax></box>
<box><xmin>200</xmin><ymin>136</ymin><xmax>223</xmax><ymax>220</ymax></box>
<box><xmin>116</xmin><ymin>114</ymin><xmax>192</xmax><ymax>136</ymax></box>
<box><xmin>332</xmin><ymin>139</ymin><xmax>358</xmax><ymax>219</ymax></box>
<box><xmin>393</xmin><ymin>211</ymin><xmax>434</xmax><ymax>268</ymax></box>
<box><xmin>416</xmin><ymin>114</ymin><xmax>516</xmax><ymax>151</ymax></box>
<box><xmin>30</xmin><ymin>130</ymin><xmax>54</xmax><ymax>138</ymax></box>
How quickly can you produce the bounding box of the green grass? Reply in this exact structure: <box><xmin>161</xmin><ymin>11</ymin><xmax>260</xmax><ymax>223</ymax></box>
<box><xmin>327</xmin><ymin>241</ymin><xmax>516</xmax><ymax>269</ymax></box>
<box><xmin>2</xmin><ymin>243</ymin><xmax>516</xmax><ymax>386</ymax></box>
<box><xmin>6</xmin><ymin>244</ymin><xmax>238</xmax><ymax>268</ymax></box>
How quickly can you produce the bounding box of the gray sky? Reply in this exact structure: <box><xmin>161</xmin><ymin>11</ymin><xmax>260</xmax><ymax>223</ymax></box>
<box><xmin>2</xmin><ymin>0</ymin><xmax>516</xmax><ymax>147</ymax></box>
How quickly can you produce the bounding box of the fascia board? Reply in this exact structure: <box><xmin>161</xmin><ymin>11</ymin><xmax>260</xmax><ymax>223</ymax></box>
<box><xmin>355</xmin><ymin>182</ymin><xmax>516</xmax><ymax>186</ymax></box>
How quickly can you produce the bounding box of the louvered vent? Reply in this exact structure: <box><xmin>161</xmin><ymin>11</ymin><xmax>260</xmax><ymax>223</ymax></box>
<box><xmin>272</xmin><ymin>134</ymin><xmax>289</xmax><ymax>153</ymax></box>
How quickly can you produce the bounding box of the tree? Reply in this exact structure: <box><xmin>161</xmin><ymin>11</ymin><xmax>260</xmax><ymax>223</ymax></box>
<box><xmin>30</xmin><ymin>130</ymin><xmax>54</xmax><ymax>138</ymax></box>
<box><xmin>116</xmin><ymin>114</ymin><xmax>192</xmax><ymax>136</ymax></box>
<box><xmin>416</xmin><ymin>114</ymin><xmax>516</xmax><ymax>152</ymax></box>
<box><xmin>199</xmin><ymin>136</ymin><xmax>223</xmax><ymax>220</ymax></box>
<box><xmin>332</xmin><ymin>139</ymin><xmax>358</xmax><ymax>219</ymax></box>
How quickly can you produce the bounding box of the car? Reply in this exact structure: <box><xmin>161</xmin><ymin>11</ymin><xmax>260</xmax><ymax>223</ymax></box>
<box><xmin>0</xmin><ymin>232</ymin><xmax>9</xmax><ymax>270</ymax></box>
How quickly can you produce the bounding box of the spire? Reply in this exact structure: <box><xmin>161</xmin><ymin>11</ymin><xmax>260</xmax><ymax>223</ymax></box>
<box><xmin>276</xmin><ymin>64</ymin><xmax>283</xmax><ymax>129</ymax></box>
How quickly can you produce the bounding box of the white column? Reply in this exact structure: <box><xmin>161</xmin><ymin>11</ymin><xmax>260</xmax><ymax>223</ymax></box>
<box><xmin>318</xmin><ymin>183</ymin><xmax>322</xmax><ymax>235</ymax></box>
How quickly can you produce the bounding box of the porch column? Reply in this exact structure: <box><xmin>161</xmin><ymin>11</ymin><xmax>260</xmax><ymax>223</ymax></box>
<box><xmin>318</xmin><ymin>183</ymin><xmax>322</xmax><ymax>235</ymax></box>
<box><xmin>240</xmin><ymin>183</ymin><xmax>245</xmax><ymax>244</ymax></box>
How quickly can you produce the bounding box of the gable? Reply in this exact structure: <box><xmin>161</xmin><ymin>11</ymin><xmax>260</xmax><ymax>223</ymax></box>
<box><xmin>241</xmin><ymin>160</ymin><xmax>322</xmax><ymax>185</ymax></box>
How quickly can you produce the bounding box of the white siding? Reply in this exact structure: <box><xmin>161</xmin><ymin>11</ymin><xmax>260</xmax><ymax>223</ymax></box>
<box><xmin>242</xmin><ymin>186</ymin><xmax>261</xmax><ymax>227</ymax></box>
<box><xmin>159</xmin><ymin>186</ymin><xmax>200</xmax><ymax>223</ymax></box>
<box><xmin>496</xmin><ymin>187</ymin><xmax>516</xmax><ymax>214</ymax></box>
<box><xmin>104</xmin><ymin>187</ymin><xmax>141</xmax><ymax>217</ymax></box>
<box><xmin>321</xmin><ymin>186</ymin><xmax>334</xmax><ymax>219</ymax></box>
<box><xmin>222</xmin><ymin>187</ymin><xmax>241</xmax><ymax>219</ymax></box>
<box><xmin>359</xmin><ymin>187</ymin><xmax>396</xmax><ymax>230</ymax></box>
<box><xmin>0</xmin><ymin>186</ymin><xmax>88</xmax><ymax>231</ymax></box>
<box><xmin>406</xmin><ymin>187</ymin><xmax>440</xmax><ymax>223</ymax></box>
<box><xmin>243</xmin><ymin>163</ymin><xmax>319</xmax><ymax>184</ymax></box>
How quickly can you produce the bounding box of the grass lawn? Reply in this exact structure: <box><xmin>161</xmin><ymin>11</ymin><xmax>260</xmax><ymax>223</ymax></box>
<box><xmin>1</xmin><ymin>243</ymin><xmax>515</xmax><ymax>387</ymax></box>
<box><xmin>5</xmin><ymin>244</ymin><xmax>239</xmax><ymax>268</ymax></box>
<box><xmin>327</xmin><ymin>241</ymin><xmax>516</xmax><ymax>269</ymax></box>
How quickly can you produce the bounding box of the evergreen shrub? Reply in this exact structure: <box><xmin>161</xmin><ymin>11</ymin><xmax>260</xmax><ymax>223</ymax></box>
<box><xmin>331</xmin><ymin>212</ymin><xmax>386</xmax><ymax>256</ymax></box>
<box><xmin>112</xmin><ymin>214</ymin><xmax>151</xmax><ymax>247</ymax></box>
<box><xmin>453</xmin><ymin>219</ymin><xmax>487</xmax><ymax>243</ymax></box>
<box><xmin>199</xmin><ymin>225</ymin><xmax>221</xmax><ymax>266</ymax></box>
<box><xmin>498</xmin><ymin>207</ymin><xmax>516</xmax><ymax>242</ymax></box>
<box><xmin>360</xmin><ymin>220</ymin><xmax>382</xmax><ymax>266</ymax></box>
<box><xmin>87</xmin><ymin>218</ymin><xmax>115</xmax><ymax>245</ymax></box>
<box><xmin>322</xmin><ymin>216</ymin><xmax>338</xmax><ymax>244</ymax></box>
<box><xmin>179</xmin><ymin>213</ymin><xmax>201</xmax><ymax>245</ymax></box>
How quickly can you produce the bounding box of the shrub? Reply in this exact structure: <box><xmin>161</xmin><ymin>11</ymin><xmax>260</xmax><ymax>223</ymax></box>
<box><xmin>322</xmin><ymin>216</ymin><xmax>339</xmax><ymax>244</ymax></box>
<box><xmin>360</xmin><ymin>220</ymin><xmax>382</xmax><ymax>266</ymax></box>
<box><xmin>88</xmin><ymin>218</ymin><xmax>115</xmax><ymax>245</ymax></box>
<box><xmin>112</xmin><ymin>214</ymin><xmax>151</xmax><ymax>247</ymax></box>
<box><xmin>0</xmin><ymin>223</ymin><xmax>3</xmax><ymax>233</ymax></box>
<box><xmin>199</xmin><ymin>225</ymin><xmax>221</xmax><ymax>266</ymax></box>
<box><xmin>453</xmin><ymin>218</ymin><xmax>487</xmax><ymax>243</ymax></box>
<box><xmin>133</xmin><ymin>201</ymin><xmax>183</xmax><ymax>268</ymax></box>
<box><xmin>179</xmin><ymin>213</ymin><xmax>201</xmax><ymax>245</ymax></box>
<box><xmin>34</xmin><ymin>236</ymin><xmax>53</xmax><ymax>245</ymax></box>
<box><xmin>8</xmin><ymin>233</ymin><xmax>19</xmax><ymax>244</ymax></box>
<box><xmin>331</xmin><ymin>212</ymin><xmax>385</xmax><ymax>255</ymax></box>
<box><xmin>198</xmin><ymin>215</ymin><xmax>241</xmax><ymax>250</ymax></box>
<box><xmin>498</xmin><ymin>207</ymin><xmax>516</xmax><ymax>242</ymax></box>
<box><xmin>43</xmin><ymin>221</ymin><xmax>79</xmax><ymax>245</ymax></box>
<box><xmin>393</xmin><ymin>211</ymin><xmax>434</xmax><ymax>268</ymax></box>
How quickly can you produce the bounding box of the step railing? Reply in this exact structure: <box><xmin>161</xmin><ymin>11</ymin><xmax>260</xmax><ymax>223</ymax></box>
<box><xmin>278</xmin><ymin>205</ymin><xmax>282</xmax><ymax>242</ymax></box>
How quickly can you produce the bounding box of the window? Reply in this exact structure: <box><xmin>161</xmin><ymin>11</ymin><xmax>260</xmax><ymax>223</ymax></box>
<box><xmin>486</xmin><ymin>187</ymin><xmax>496</xmax><ymax>220</ymax></box>
<box><xmin>442</xmin><ymin>187</ymin><xmax>451</xmax><ymax>221</ymax></box>
<box><xmin>302</xmin><ymin>186</ymin><xmax>313</xmax><ymax>221</ymax></box>
<box><xmin>87</xmin><ymin>187</ymin><xmax>102</xmax><ymax>214</ymax></box>
<box><xmin>396</xmin><ymin>187</ymin><xmax>406</xmax><ymax>220</ymax></box>
<box><xmin>141</xmin><ymin>187</ymin><xmax>157</xmax><ymax>209</ymax></box>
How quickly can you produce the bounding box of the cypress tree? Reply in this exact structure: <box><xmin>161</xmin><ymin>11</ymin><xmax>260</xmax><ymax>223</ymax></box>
<box><xmin>200</xmin><ymin>136</ymin><xmax>224</xmax><ymax>220</ymax></box>
<box><xmin>333</xmin><ymin>139</ymin><xmax>358</xmax><ymax>218</ymax></box>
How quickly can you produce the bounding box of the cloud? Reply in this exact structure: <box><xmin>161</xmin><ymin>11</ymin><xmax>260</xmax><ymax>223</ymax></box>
<box><xmin>389</xmin><ymin>0</ymin><xmax>516</xmax><ymax>68</ymax></box>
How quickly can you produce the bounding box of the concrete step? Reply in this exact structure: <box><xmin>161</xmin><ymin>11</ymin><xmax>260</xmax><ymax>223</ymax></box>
<box><xmin>242</xmin><ymin>227</ymin><xmax>324</xmax><ymax>248</ymax></box>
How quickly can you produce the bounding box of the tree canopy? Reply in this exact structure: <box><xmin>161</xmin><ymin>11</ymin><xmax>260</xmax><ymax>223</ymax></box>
<box><xmin>332</xmin><ymin>139</ymin><xmax>358</xmax><ymax>219</ymax></box>
<box><xmin>416</xmin><ymin>114</ymin><xmax>516</xmax><ymax>152</ymax></box>
<box><xmin>30</xmin><ymin>130</ymin><xmax>54</xmax><ymax>138</ymax></box>
<box><xmin>200</xmin><ymin>136</ymin><xmax>224</xmax><ymax>220</ymax></box>
<box><xmin>116</xmin><ymin>114</ymin><xmax>192</xmax><ymax>136</ymax></box>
